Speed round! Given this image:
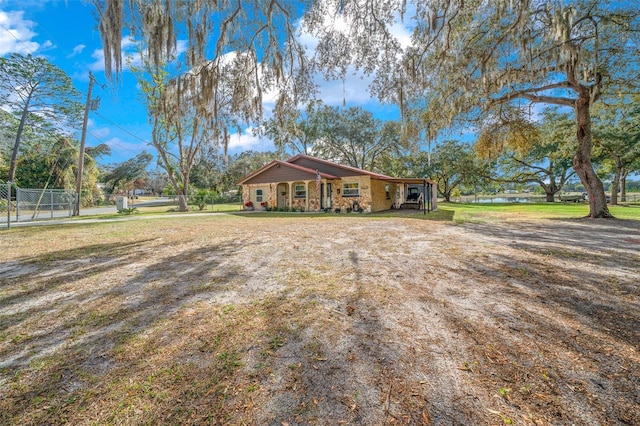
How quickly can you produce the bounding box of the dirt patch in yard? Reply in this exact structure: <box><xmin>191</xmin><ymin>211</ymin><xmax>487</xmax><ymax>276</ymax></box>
<box><xmin>0</xmin><ymin>215</ymin><xmax>638</xmax><ymax>425</ymax></box>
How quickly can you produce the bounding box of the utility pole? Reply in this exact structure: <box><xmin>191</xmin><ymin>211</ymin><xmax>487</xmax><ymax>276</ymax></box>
<box><xmin>74</xmin><ymin>72</ymin><xmax>95</xmax><ymax>216</ymax></box>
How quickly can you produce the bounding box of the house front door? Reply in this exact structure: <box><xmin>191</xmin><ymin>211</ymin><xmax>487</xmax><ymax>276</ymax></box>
<box><xmin>321</xmin><ymin>183</ymin><xmax>332</xmax><ymax>210</ymax></box>
<box><xmin>278</xmin><ymin>184</ymin><xmax>287</xmax><ymax>209</ymax></box>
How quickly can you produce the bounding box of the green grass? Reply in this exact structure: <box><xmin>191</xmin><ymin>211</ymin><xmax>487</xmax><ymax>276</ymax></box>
<box><xmin>134</xmin><ymin>202</ymin><xmax>242</xmax><ymax>214</ymax></box>
<box><xmin>436</xmin><ymin>201</ymin><xmax>640</xmax><ymax>222</ymax></box>
<box><xmin>366</xmin><ymin>201</ymin><xmax>640</xmax><ymax>222</ymax></box>
<box><xmin>70</xmin><ymin>202</ymin><xmax>243</xmax><ymax>221</ymax></box>
<box><xmin>27</xmin><ymin>198</ymin><xmax>640</xmax><ymax>225</ymax></box>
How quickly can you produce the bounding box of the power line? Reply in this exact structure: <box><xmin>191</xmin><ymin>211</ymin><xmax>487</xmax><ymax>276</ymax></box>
<box><xmin>0</xmin><ymin>22</ymin><xmax>38</xmax><ymax>55</ymax></box>
<box><xmin>92</xmin><ymin>110</ymin><xmax>151</xmax><ymax>145</ymax></box>
<box><xmin>1</xmin><ymin>11</ymin><xmax>150</xmax><ymax>159</ymax></box>
<box><xmin>1</xmin><ymin>9</ymin><xmax>148</xmax><ymax>164</ymax></box>
<box><xmin>87</xmin><ymin>129</ymin><xmax>142</xmax><ymax>155</ymax></box>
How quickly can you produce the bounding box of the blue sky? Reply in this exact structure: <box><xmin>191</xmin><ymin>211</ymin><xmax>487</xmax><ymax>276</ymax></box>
<box><xmin>0</xmin><ymin>0</ymin><xmax>403</xmax><ymax>165</ymax></box>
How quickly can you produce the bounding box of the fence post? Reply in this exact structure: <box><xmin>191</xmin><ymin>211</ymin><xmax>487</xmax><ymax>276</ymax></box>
<box><xmin>7</xmin><ymin>182</ymin><xmax>11</xmax><ymax>229</ymax></box>
<box><xmin>15</xmin><ymin>185</ymin><xmax>19</xmax><ymax>222</ymax></box>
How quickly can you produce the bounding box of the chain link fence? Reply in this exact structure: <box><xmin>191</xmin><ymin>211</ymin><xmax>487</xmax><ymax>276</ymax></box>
<box><xmin>1</xmin><ymin>182</ymin><xmax>9</xmax><ymax>227</ymax></box>
<box><xmin>1</xmin><ymin>182</ymin><xmax>76</xmax><ymax>228</ymax></box>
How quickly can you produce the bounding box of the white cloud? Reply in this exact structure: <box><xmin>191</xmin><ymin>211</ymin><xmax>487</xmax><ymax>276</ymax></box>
<box><xmin>294</xmin><ymin>7</ymin><xmax>413</xmax><ymax>111</ymax></box>
<box><xmin>89</xmin><ymin>37</ymin><xmax>141</xmax><ymax>72</ymax></box>
<box><xmin>314</xmin><ymin>69</ymin><xmax>376</xmax><ymax>107</ymax></box>
<box><xmin>88</xmin><ymin>43</ymin><xmax>106</xmax><ymax>72</ymax></box>
<box><xmin>388</xmin><ymin>17</ymin><xmax>413</xmax><ymax>49</ymax></box>
<box><xmin>87</xmin><ymin>118</ymin><xmax>111</xmax><ymax>139</ymax></box>
<box><xmin>228</xmin><ymin>127</ymin><xmax>274</xmax><ymax>152</ymax></box>
<box><xmin>68</xmin><ymin>44</ymin><xmax>85</xmax><ymax>58</ymax></box>
<box><xmin>0</xmin><ymin>9</ymin><xmax>41</xmax><ymax>55</ymax></box>
<box><xmin>39</xmin><ymin>39</ymin><xmax>53</xmax><ymax>50</ymax></box>
<box><xmin>103</xmin><ymin>136</ymin><xmax>147</xmax><ymax>155</ymax></box>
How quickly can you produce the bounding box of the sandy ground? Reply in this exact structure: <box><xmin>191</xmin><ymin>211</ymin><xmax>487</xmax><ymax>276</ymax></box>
<box><xmin>0</xmin><ymin>215</ymin><xmax>638</xmax><ymax>425</ymax></box>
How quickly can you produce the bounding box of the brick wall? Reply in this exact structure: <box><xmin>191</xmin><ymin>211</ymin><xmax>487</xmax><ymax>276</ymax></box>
<box><xmin>333</xmin><ymin>175</ymin><xmax>372</xmax><ymax>212</ymax></box>
<box><xmin>371</xmin><ymin>179</ymin><xmax>397</xmax><ymax>212</ymax></box>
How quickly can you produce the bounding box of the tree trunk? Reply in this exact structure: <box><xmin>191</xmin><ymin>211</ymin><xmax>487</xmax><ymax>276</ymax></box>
<box><xmin>572</xmin><ymin>96</ymin><xmax>613</xmax><ymax>218</ymax></box>
<box><xmin>621</xmin><ymin>171</ymin><xmax>628</xmax><ymax>203</ymax></box>
<box><xmin>544</xmin><ymin>180</ymin><xmax>557</xmax><ymax>202</ymax></box>
<box><xmin>610</xmin><ymin>157</ymin><xmax>620</xmax><ymax>206</ymax></box>
<box><xmin>7</xmin><ymin>87</ymin><xmax>35</xmax><ymax>183</ymax></box>
<box><xmin>178</xmin><ymin>173</ymin><xmax>190</xmax><ymax>212</ymax></box>
<box><xmin>177</xmin><ymin>193</ymin><xmax>188</xmax><ymax>211</ymax></box>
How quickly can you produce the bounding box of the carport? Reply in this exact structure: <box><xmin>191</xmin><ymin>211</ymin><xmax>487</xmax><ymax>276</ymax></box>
<box><xmin>383</xmin><ymin>177</ymin><xmax>438</xmax><ymax>213</ymax></box>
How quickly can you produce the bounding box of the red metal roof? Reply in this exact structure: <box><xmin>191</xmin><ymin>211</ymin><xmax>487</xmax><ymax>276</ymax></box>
<box><xmin>236</xmin><ymin>159</ymin><xmax>338</xmax><ymax>185</ymax></box>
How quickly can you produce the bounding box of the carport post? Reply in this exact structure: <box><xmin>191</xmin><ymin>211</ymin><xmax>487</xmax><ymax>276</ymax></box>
<box><xmin>423</xmin><ymin>179</ymin><xmax>427</xmax><ymax>215</ymax></box>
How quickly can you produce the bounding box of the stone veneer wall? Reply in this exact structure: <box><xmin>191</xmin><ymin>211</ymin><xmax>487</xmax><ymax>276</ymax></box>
<box><xmin>306</xmin><ymin>181</ymin><xmax>321</xmax><ymax>211</ymax></box>
<box><xmin>244</xmin><ymin>181</ymin><xmax>320</xmax><ymax>210</ymax></box>
<box><xmin>243</xmin><ymin>183</ymin><xmax>278</xmax><ymax>209</ymax></box>
<box><xmin>245</xmin><ymin>175</ymin><xmax>404</xmax><ymax>213</ymax></box>
<box><xmin>333</xmin><ymin>175</ymin><xmax>372</xmax><ymax>212</ymax></box>
<box><xmin>288</xmin><ymin>181</ymin><xmax>320</xmax><ymax>211</ymax></box>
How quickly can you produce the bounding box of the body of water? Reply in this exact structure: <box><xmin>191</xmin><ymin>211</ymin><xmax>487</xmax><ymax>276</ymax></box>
<box><xmin>466</xmin><ymin>196</ymin><xmax>548</xmax><ymax>203</ymax></box>
<box><xmin>456</xmin><ymin>193</ymin><xmax>640</xmax><ymax>203</ymax></box>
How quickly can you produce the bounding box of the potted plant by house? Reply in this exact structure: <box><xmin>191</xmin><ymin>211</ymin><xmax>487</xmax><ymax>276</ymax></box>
<box><xmin>244</xmin><ymin>201</ymin><xmax>254</xmax><ymax>211</ymax></box>
<box><xmin>260</xmin><ymin>201</ymin><xmax>267</xmax><ymax>211</ymax></box>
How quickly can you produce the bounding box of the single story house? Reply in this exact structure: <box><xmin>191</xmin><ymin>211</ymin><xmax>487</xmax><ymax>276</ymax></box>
<box><xmin>237</xmin><ymin>154</ymin><xmax>437</xmax><ymax>213</ymax></box>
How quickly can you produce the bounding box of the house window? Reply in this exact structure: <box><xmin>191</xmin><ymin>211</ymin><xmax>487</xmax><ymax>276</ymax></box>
<box><xmin>385</xmin><ymin>184</ymin><xmax>390</xmax><ymax>200</ymax></box>
<box><xmin>256</xmin><ymin>189</ymin><xmax>263</xmax><ymax>202</ymax></box>
<box><xmin>294</xmin><ymin>184</ymin><xmax>306</xmax><ymax>198</ymax></box>
<box><xmin>342</xmin><ymin>182</ymin><xmax>359</xmax><ymax>197</ymax></box>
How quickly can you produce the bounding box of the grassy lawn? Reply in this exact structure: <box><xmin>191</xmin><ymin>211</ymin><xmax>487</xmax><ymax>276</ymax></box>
<box><xmin>360</xmin><ymin>201</ymin><xmax>640</xmax><ymax>223</ymax></box>
<box><xmin>88</xmin><ymin>199</ymin><xmax>640</xmax><ymax>223</ymax></box>
<box><xmin>433</xmin><ymin>201</ymin><xmax>640</xmax><ymax>222</ymax></box>
<box><xmin>76</xmin><ymin>201</ymin><xmax>243</xmax><ymax>220</ymax></box>
<box><xmin>1</xmin><ymin>207</ymin><xmax>638</xmax><ymax>424</ymax></box>
<box><xmin>126</xmin><ymin>197</ymin><xmax>242</xmax><ymax>213</ymax></box>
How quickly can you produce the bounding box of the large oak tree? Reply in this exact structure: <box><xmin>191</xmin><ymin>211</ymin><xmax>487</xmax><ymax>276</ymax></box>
<box><xmin>92</xmin><ymin>0</ymin><xmax>313</xmax><ymax>132</ymax></box>
<box><xmin>400</xmin><ymin>0</ymin><xmax>639</xmax><ymax>217</ymax></box>
<box><xmin>94</xmin><ymin>1</ymin><xmax>639</xmax><ymax>218</ymax></box>
<box><xmin>93</xmin><ymin>1</ymin><xmax>314</xmax><ymax>211</ymax></box>
<box><xmin>305</xmin><ymin>0</ymin><xmax>640</xmax><ymax>218</ymax></box>
<box><xmin>477</xmin><ymin>107</ymin><xmax>576</xmax><ymax>202</ymax></box>
<box><xmin>592</xmin><ymin>96</ymin><xmax>640</xmax><ymax>204</ymax></box>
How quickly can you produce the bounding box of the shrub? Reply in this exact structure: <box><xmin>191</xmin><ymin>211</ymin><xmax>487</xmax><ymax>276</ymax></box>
<box><xmin>118</xmin><ymin>207</ymin><xmax>139</xmax><ymax>215</ymax></box>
